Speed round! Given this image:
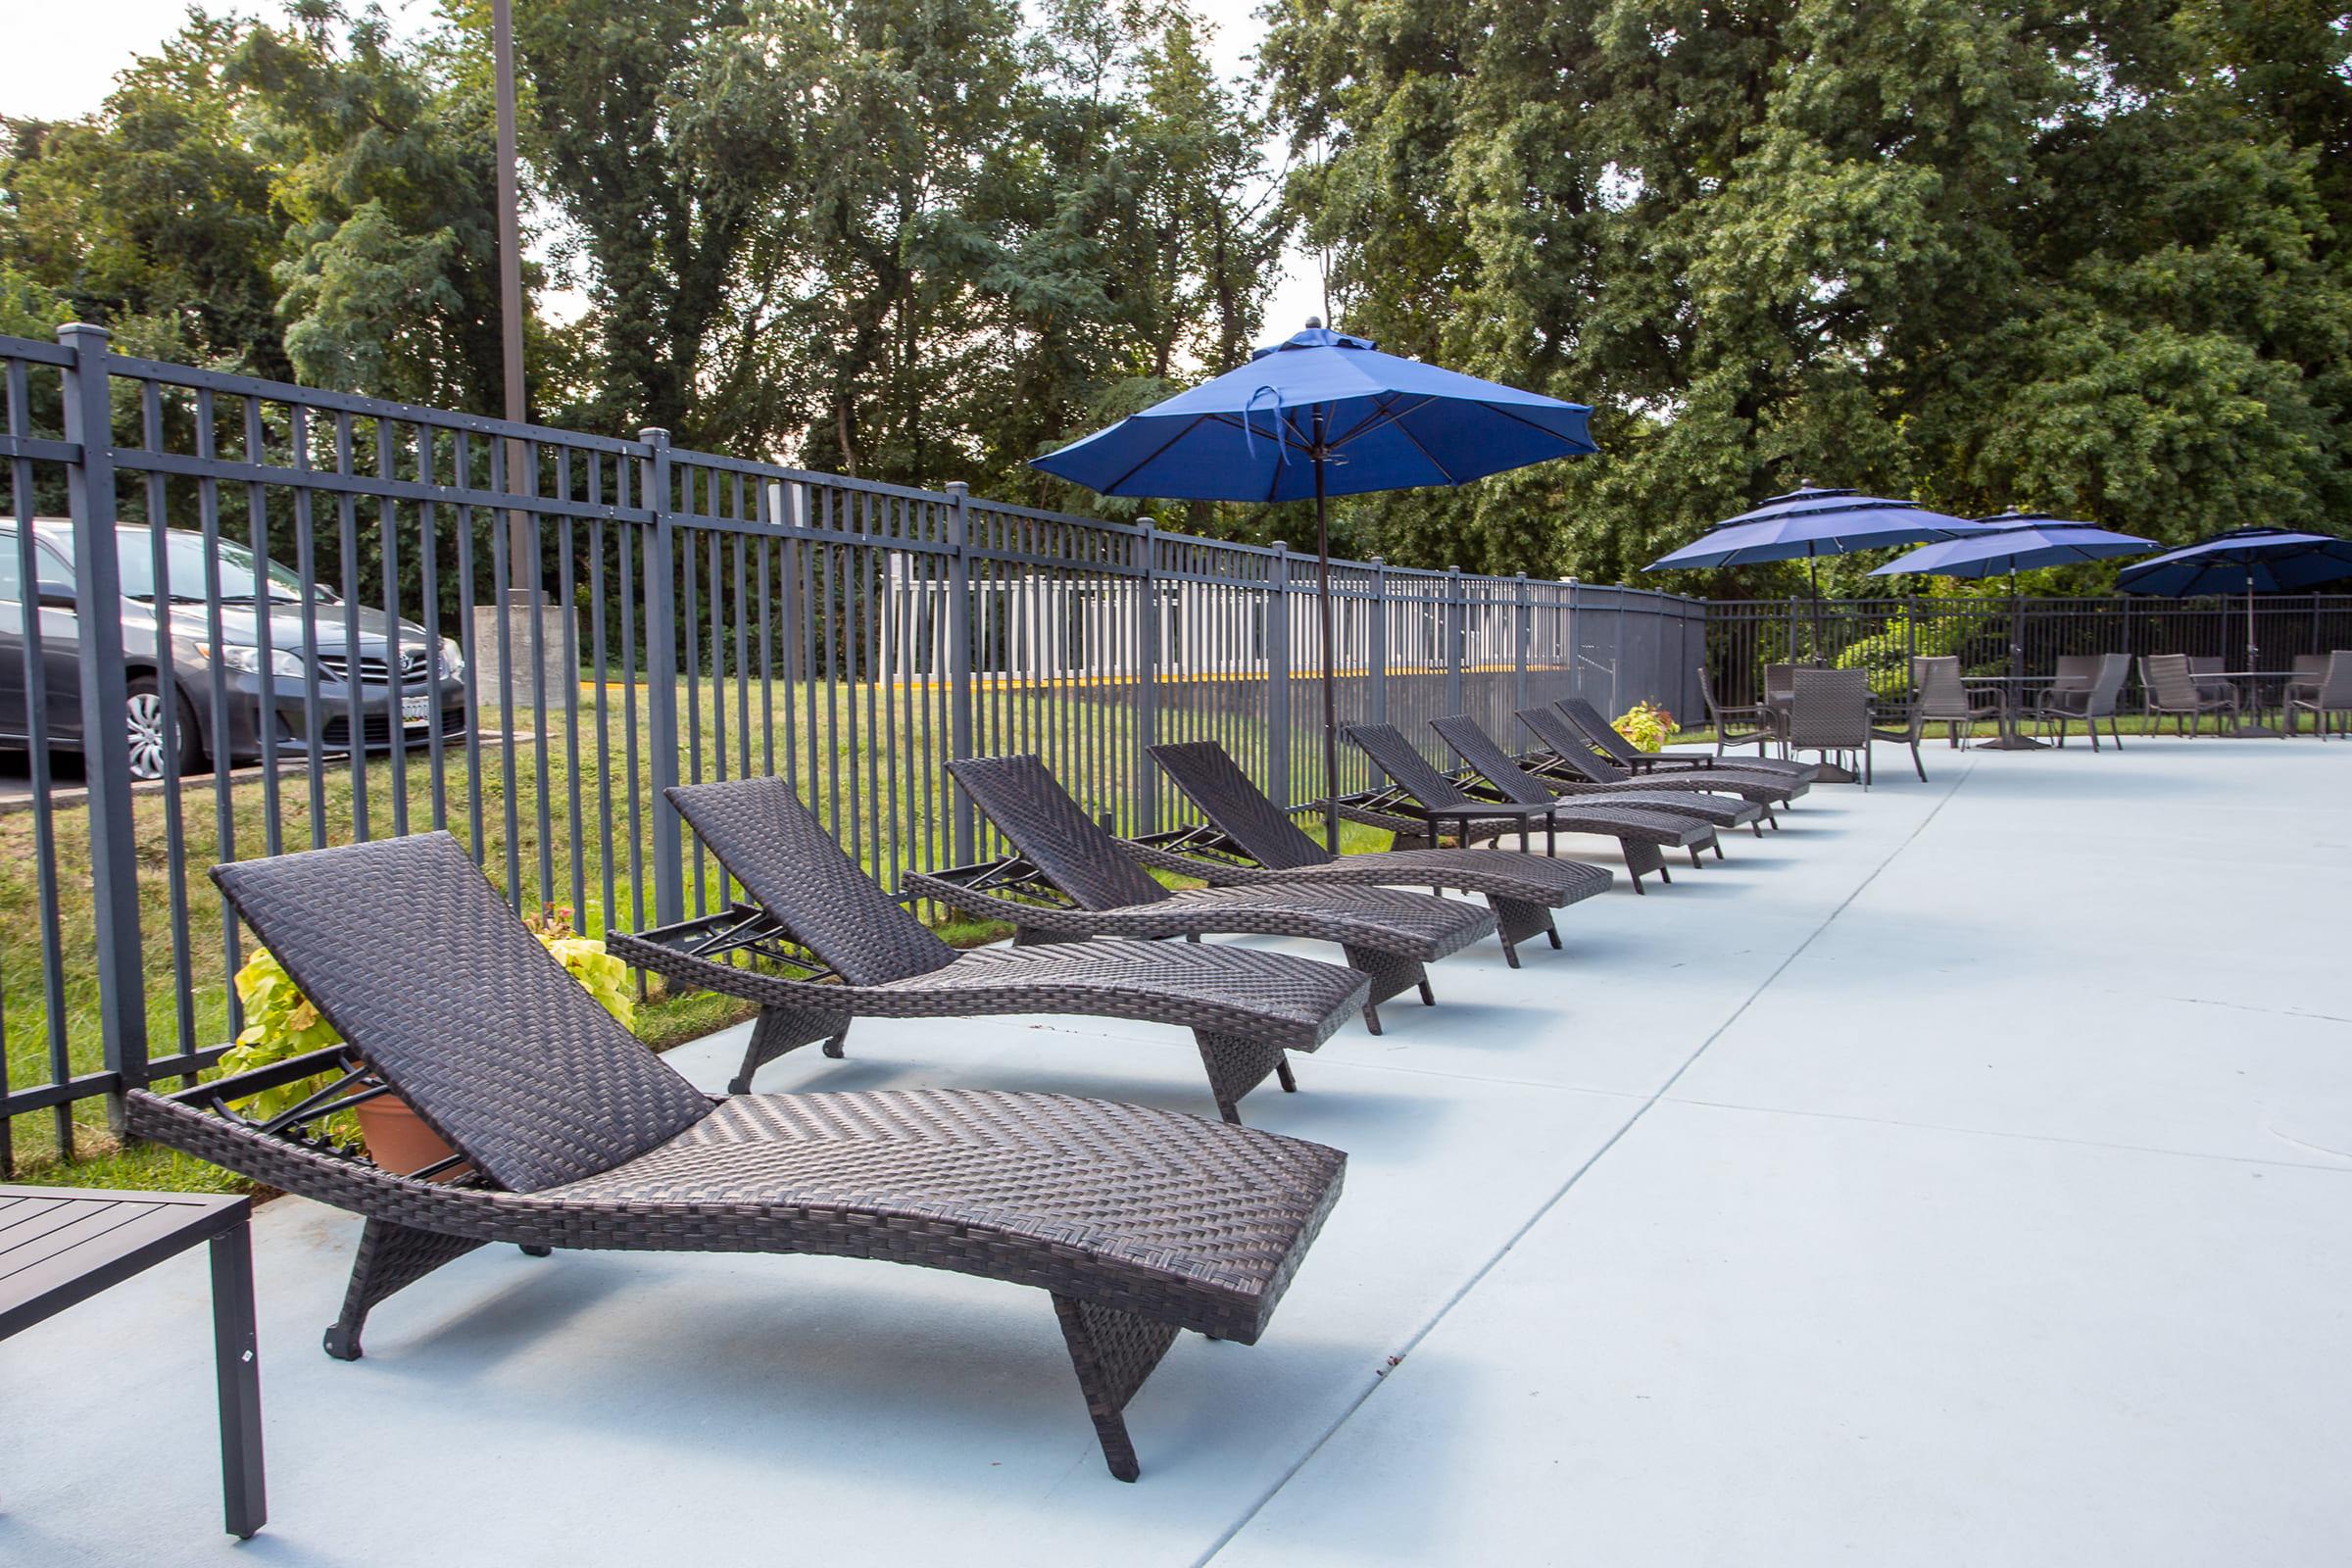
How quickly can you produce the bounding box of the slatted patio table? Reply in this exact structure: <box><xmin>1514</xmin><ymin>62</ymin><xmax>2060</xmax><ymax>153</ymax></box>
<box><xmin>0</xmin><ymin>1186</ymin><xmax>265</xmax><ymax>1538</ymax></box>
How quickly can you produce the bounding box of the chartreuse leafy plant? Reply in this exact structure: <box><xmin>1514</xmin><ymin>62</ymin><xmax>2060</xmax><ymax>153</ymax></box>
<box><xmin>216</xmin><ymin>906</ymin><xmax>634</xmax><ymax>1142</ymax></box>
<box><xmin>1612</xmin><ymin>701</ymin><xmax>1675</xmax><ymax>753</ymax></box>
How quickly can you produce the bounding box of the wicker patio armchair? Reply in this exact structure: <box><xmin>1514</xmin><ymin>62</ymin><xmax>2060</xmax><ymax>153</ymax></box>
<box><xmin>1343</xmin><ymin>722</ymin><xmax>1710</xmax><ymax>893</ymax></box>
<box><xmin>2141</xmin><ymin>653</ymin><xmax>2238</xmax><ymax>735</ymax></box>
<box><xmin>1553</xmin><ymin>695</ymin><xmax>1821</xmax><ymax>786</ymax></box>
<box><xmin>2185</xmin><ymin>656</ymin><xmax>2243</xmax><ymax>708</ymax></box>
<box><xmin>2042</xmin><ymin>655</ymin><xmax>2104</xmax><ymax>697</ymax></box>
<box><xmin>1696</xmin><ymin>664</ymin><xmax>1781</xmax><ymax>763</ymax></box>
<box><xmin>125</xmin><ymin>832</ymin><xmax>1347</xmax><ymax>1482</ymax></box>
<box><xmin>926</xmin><ymin>754</ymin><xmax>1494</xmax><ymax>1036</ymax></box>
<box><xmin>1518</xmin><ymin>705</ymin><xmax>1803</xmax><ymax>821</ymax></box>
<box><xmin>2286</xmin><ymin>651</ymin><xmax>2352</xmax><ymax>739</ymax></box>
<box><xmin>2025</xmin><ymin>653</ymin><xmax>2131</xmax><ymax>750</ymax></box>
<box><xmin>2282</xmin><ymin>655</ymin><xmax>2331</xmax><ymax>731</ymax></box>
<box><xmin>1429</xmin><ymin>713</ymin><xmax>1758</xmax><ymax>855</ymax></box>
<box><xmin>1787</xmin><ymin>667</ymin><xmax>1926</xmax><ymax>785</ymax></box>
<box><xmin>1911</xmin><ymin>656</ymin><xmax>2004</xmax><ymax>747</ymax></box>
<box><xmin>1142</xmin><ymin>740</ymin><xmax>1610</xmax><ymax>968</ymax></box>
<box><xmin>611</xmin><ymin>775</ymin><xmax>1370</xmax><ymax>1124</ymax></box>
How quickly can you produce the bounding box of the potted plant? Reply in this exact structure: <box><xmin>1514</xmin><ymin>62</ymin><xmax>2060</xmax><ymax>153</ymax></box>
<box><xmin>218</xmin><ymin>906</ymin><xmax>635</xmax><ymax>1179</ymax></box>
<box><xmin>1612</xmin><ymin>699</ymin><xmax>1677</xmax><ymax>753</ymax></box>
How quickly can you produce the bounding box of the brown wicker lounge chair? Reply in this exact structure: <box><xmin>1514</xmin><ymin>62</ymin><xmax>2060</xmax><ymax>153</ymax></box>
<box><xmin>1429</xmin><ymin>713</ymin><xmax>1759</xmax><ymax>853</ymax></box>
<box><xmin>613</xmin><ymin>775</ymin><xmax>1369</xmax><ymax>1123</ymax></box>
<box><xmin>1142</xmin><ymin>740</ymin><xmax>1609</xmax><ymax>967</ymax></box>
<box><xmin>127</xmin><ymin>832</ymin><xmax>1346</xmax><ymax>1482</ymax></box>
<box><xmin>1788</xmin><ymin>667</ymin><xmax>1926</xmax><ymax>784</ymax></box>
<box><xmin>2287</xmin><ymin>651</ymin><xmax>2352</xmax><ymax>738</ymax></box>
<box><xmin>2026</xmin><ymin>653</ymin><xmax>2130</xmax><ymax>750</ymax></box>
<box><xmin>2141</xmin><ymin>653</ymin><xmax>2238</xmax><ymax>735</ymax></box>
<box><xmin>1553</xmin><ymin>695</ymin><xmax>1820</xmax><ymax>786</ymax></box>
<box><xmin>1516</xmin><ymin>705</ymin><xmax>1798</xmax><ymax>823</ymax></box>
<box><xmin>925</xmin><ymin>754</ymin><xmax>1494</xmax><ymax>1035</ymax></box>
<box><xmin>1343</xmin><ymin>722</ymin><xmax>1710</xmax><ymax>893</ymax></box>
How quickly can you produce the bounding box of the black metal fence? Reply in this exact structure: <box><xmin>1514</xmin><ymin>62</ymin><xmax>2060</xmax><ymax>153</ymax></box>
<box><xmin>0</xmin><ymin>326</ymin><xmax>1703</xmax><ymax>1169</ymax></box>
<box><xmin>1703</xmin><ymin>594</ymin><xmax>2352</xmax><ymax>707</ymax></box>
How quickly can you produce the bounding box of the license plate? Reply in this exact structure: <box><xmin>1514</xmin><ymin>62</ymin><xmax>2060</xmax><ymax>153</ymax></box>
<box><xmin>401</xmin><ymin>695</ymin><xmax>431</xmax><ymax>725</ymax></box>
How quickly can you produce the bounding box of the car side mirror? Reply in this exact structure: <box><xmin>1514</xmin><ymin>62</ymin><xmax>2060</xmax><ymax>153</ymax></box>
<box><xmin>35</xmin><ymin>581</ymin><xmax>75</xmax><ymax>610</ymax></box>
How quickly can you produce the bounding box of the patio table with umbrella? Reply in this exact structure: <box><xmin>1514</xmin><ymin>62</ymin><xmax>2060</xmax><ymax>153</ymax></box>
<box><xmin>2115</xmin><ymin>527</ymin><xmax>2352</xmax><ymax>737</ymax></box>
<box><xmin>1644</xmin><ymin>487</ymin><xmax>1984</xmax><ymax>777</ymax></box>
<box><xmin>1031</xmin><ymin>319</ymin><xmax>1597</xmax><ymax>847</ymax></box>
<box><xmin>1869</xmin><ymin>514</ymin><xmax>2156</xmax><ymax>749</ymax></box>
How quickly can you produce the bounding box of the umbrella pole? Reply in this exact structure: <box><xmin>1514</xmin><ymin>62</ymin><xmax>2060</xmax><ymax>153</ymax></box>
<box><xmin>2238</xmin><ymin>583</ymin><xmax>2279</xmax><ymax>737</ymax></box>
<box><xmin>1314</xmin><ymin>425</ymin><xmax>1343</xmax><ymax>851</ymax></box>
<box><xmin>1977</xmin><ymin>563</ymin><xmax>2046</xmax><ymax>749</ymax></box>
<box><xmin>1808</xmin><ymin>546</ymin><xmax>1823</xmax><ymax>662</ymax></box>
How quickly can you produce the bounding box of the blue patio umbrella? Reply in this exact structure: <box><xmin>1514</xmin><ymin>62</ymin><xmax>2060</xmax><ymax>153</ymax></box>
<box><xmin>1032</xmin><ymin>319</ymin><xmax>1597</xmax><ymax>843</ymax></box>
<box><xmin>1643</xmin><ymin>487</ymin><xmax>1983</xmax><ymax>656</ymax></box>
<box><xmin>1870</xmin><ymin>513</ymin><xmax>2158</xmax><ymax>748</ymax></box>
<box><xmin>2115</xmin><ymin>527</ymin><xmax>2352</xmax><ymax>724</ymax></box>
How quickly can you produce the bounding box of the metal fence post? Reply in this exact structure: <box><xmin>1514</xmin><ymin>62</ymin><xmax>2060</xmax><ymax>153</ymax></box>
<box><xmin>59</xmin><ymin>324</ymin><xmax>147</xmax><ymax>1126</ymax></box>
<box><xmin>946</xmin><ymin>481</ymin><xmax>977</xmax><ymax>863</ymax></box>
<box><xmin>639</xmin><ymin>428</ymin><xmax>685</xmax><ymax>928</ymax></box>
<box><xmin>1445</xmin><ymin>564</ymin><xmax>1465</xmax><ymax>715</ymax></box>
<box><xmin>1134</xmin><ymin>516</ymin><xmax>1159</xmax><ymax>834</ymax></box>
<box><xmin>1267</xmin><ymin>541</ymin><xmax>1292</xmax><ymax>807</ymax></box>
<box><xmin>1368</xmin><ymin>556</ymin><xmax>1389</xmax><ymax>726</ymax></box>
<box><xmin>1512</xmin><ymin>572</ymin><xmax>1530</xmax><ymax>710</ymax></box>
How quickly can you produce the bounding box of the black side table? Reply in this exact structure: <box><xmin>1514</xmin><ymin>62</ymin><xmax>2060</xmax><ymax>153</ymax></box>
<box><xmin>1</xmin><ymin>1186</ymin><xmax>265</xmax><ymax>1538</ymax></box>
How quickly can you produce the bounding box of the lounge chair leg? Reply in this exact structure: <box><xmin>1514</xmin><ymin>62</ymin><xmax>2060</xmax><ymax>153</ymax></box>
<box><xmin>1499</xmin><ymin>936</ymin><xmax>1521</xmax><ymax>968</ymax></box>
<box><xmin>1276</xmin><ymin>1057</ymin><xmax>1298</xmax><ymax>1093</ymax></box>
<box><xmin>1362</xmin><ymin>1003</ymin><xmax>1383</xmax><ymax>1035</ymax></box>
<box><xmin>518</xmin><ymin>1245</ymin><xmax>552</xmax><ymax>1257</ymax></box>
<box><xmin>1342</xmin><ymin>947</ymin><xmax>1427</xmax><ymax>1020</ymax></box>
<box><xmin>1488</xmin><ymin>897</ymin><xmax>1550</xmax><ymax>964</ymax></box>
<box><xmin>1052</xmin><ymin>1295</ymin><xmax>1179</xmax><ymax>1484</ymax></box>
<box><xmin>1688</xmin><ymin>845</ymin><xmax>1704</xmax><ymax>868</ymax></box>
<box><xmin>733</xmin><ymin>1004</ymin><xmax>856</xmax><ymax>1095</ymax></box>
<box><xmin>1546</xmin><ymin>920</ymin><xmax>1561</xmax><ymax>950</ymax></box>
<box><xmin>1191</xmin><ymin>1030</ymin><xmax>1290</xmax><ymax>1123</ymax></box>
<box><xmin>1621</xmin><ymin>840</ymin><xmax>1664</xmax><ymax>891</ymax></box>
<box><xmin>324</xmin><ymin>1219</ymin><xmax>487</xmax><ymax>1361</ymax></box>
<box><xmin>1418</xmin><ymin>978</ymin><xmax>1437</xmax><ymax>1006</ymax></box>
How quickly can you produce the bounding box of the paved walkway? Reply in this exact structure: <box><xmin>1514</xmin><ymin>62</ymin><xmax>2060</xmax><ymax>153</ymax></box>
<box><xmin>6</xmin><ymin>735</ymin><xmax>2347</xmax><ymax>1565</ymax></box>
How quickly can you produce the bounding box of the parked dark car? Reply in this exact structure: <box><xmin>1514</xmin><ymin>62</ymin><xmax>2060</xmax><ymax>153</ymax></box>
<box><xmin>1</xmin><ymin>519</ymin><xmax>467</xmax><ymax>780</ymax></box>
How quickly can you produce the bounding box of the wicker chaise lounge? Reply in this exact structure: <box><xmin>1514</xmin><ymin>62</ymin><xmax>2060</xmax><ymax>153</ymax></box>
<box><xmin>929</xmin><ymin>754</ymin><xmax>1494</xmax><ymax>1036</ymax></box>
<box><xmin>1512</xmin><ymin>706</ymin><xmax>1792</xmax><ymax>828</ymax></box>
<box><xmin>126</xmin><ymin>833</ymin><xmax>1343</xmax><ymax>1483</ymax></box>
<box><xmin>1344</xmin><ymin>722</ymin><xmax>1710</xmax><ymax>893</ymax></box>
<box><xmin>613</xmin><ymin>775</ymin><xmax>1370</xmax><ymax>1124</ymax></box>
<box><xmin>1429</xmin><ymin>713</ymin><xmax>1759</xmax><ymax>854</ymax></box>
<box><xmin>1556</xmin><ymin>695</ymin><xmax>1821</xmax><ymax>786</ymax></box>
<box><xmin>1143</xmin><ymin>740</ymin><xmax>1610</xmax><ymax>967</ymax></box>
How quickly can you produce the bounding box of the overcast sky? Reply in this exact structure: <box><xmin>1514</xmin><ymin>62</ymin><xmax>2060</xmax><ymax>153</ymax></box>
<box><xmin>0</xmin><ymin>0</ymin><xmax>1326</xmax><ymax>351</ymax></box>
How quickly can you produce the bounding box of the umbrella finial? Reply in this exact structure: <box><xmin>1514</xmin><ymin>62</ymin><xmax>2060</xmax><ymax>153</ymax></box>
<box><xmin>1305</xmin><ymin>316</ymin><xmax>1323</xmax><ymax>330</ymax></box>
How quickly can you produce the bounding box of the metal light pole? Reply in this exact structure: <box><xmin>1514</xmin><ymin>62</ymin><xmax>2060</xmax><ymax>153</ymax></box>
<box><xmin>493</xmin><ymin>0</ymin><xmax>530</xmax><ymax>600</ymax></box>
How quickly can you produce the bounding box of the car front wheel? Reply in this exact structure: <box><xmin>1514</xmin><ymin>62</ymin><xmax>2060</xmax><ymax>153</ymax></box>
<box><xmin>125</xmin><ymin>674</ymin><xmax>202</xmax><ymax>781</ymax></box>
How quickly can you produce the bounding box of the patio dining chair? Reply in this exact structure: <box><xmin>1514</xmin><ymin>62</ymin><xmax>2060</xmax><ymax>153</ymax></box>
<box><xmin>1553</xmin><ymin>695</ymin><xmax>1820</xmax><ymax>786</ymax></box>
<box><xmin>2283</xmin><ymin>655</ymin><xmax>2330</xmax><ymax>729</ymax></box>
<box><xmin>933</xmin><ymin>754</ymin><xmax>1494</xmax><ymax>1035</ymax></box>
<box><xmin>1786</xmin><ymin>667</ymin><xmax>1927</xmax><ymax>786</ymax></box>
<box><xmin>2141</xmin><ymin>653</ymin><xmax>2238</xmax><ymax>735</ymax></box>
<box><xmin>2286</xmin><ymin>651</ymin><xmax>2352</xmax><ymax>739</ymax></box>
<box><xmin>1142</xmin><ymin>739</ymin><xmax>1610</xmax><ymax>967</ymax></box>
<box><xmin>1342</xmin><ymin>722</ymin><xmax>1710</xmax><ymax>893</ymax></box>
<box><xmin>129</xmin><ymin>832</ymin><xmax>1345</xmax><ymax>1483</ymax></box>
<box><xmin>2026</xmin><ymin>653</ymin><xmax>2131</xmax><ymax>751</ymax></box>
<box><xmin>1910</xmin><ymin>656</ymin><xmax>2004</xmax><ymax>747</ymax></box>
<box><xmin>1695</xmin><ymin>664</ymin><xmax>1779</xmax><ymax>763</ymax></box>
<box><xmin>2186</xmin><ymin>655</ymin><xmax>2243</xmax><ymax>707</ymax></box>
<box><xmin>1429</xmin><ymin>713</ymin><xmax>1754</xmax><ymax>858</ymax></box>
<box><xmin>614</xmin><ymin>774</ymin><xmax>1370</xmax><ymax>1124</ymax></box>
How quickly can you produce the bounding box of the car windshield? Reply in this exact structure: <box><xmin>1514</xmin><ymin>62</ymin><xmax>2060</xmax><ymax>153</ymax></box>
<box><xmin>113</xmin><ymin>530</ymin><xmax>318</xmax><ymax>605</ymax></box>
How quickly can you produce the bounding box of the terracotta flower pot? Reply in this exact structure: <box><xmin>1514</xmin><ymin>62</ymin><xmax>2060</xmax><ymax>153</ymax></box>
<box><xmin>353</xmin><ymin>1090</ymin><xmax>470</xmax><ymax>1181</ymax></box>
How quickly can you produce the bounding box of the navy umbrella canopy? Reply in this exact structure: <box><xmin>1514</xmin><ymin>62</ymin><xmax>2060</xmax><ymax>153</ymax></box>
<box><xmin>1645</xmin><ymin>487</ymin><xmax>1983</xmax><ymax>656</ymax></box>
<box><xmin>2116</xmin><ymin>526</ymin><xmax>2352</xmax><ymax>685</ymax></box>
<box><xmin>1032</xmin><ymin>320</ymin><xmax>1598</xmax><ymax>843</ymax></box>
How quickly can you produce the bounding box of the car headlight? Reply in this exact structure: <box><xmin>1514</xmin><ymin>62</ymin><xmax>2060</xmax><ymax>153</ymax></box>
<box><xmin>209</xmin><ymin>643</ymin><xmax>307</xmax><ymax>678</ymax></box>
<box><xmin>437</xmin><ymin>637</ymin><xmax>466</xmax><ymax>684</ymax></box>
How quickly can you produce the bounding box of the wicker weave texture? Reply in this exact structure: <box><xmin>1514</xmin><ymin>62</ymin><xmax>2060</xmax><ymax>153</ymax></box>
<box><xmin>669</xmin><ymin>775</ymin><xmax>958</xmax><ymax>986</ymax></box>
<box><xmin>211</xmin><ymin>834</ymin><xmax>714</xmax><ymax>1194</ymax></box>
<box><xmin>1147</xmin><ymin>742</ymin><xmax>1332</xmax><ymax>870</ymax></box>
<box><xmin>947</xmin><ymin>755</ymin><xmax>1169</xmax><ymax>908</ymax></box>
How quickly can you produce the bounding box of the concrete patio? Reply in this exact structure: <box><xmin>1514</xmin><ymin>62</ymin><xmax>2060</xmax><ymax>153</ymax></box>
<box><xmin>7</xmin><ymin>733</ymin><xmax>2349</xmax><ymax>1566</ymax></box>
